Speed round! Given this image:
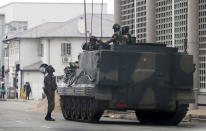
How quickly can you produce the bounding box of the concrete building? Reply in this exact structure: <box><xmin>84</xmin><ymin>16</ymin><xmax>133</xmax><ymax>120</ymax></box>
<box><xmin>117</xmin><ymin>0</ymin><xmax>206</xmax><ymax>105</ymax></box>
<box><xmin>118</xmin><ymin>0</ymin><xmax>187</xmax><ymax>48</ymax></box>
<box><xmin>3</xmin><ymin>14</ymin><xmax>113</xmax><ymax>99</ymax></box>
<box><xmin>0</xmin><ymin>2</ymin><xmax>108</xmax><ymax>66</ymax></box>
<box><xmin>198</xmin><ymin>0</ymin><xmax>206</xmax><ymax>104</ymax></box>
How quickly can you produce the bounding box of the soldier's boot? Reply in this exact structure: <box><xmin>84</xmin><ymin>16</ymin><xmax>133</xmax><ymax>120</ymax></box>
<box><xmin>45</xmin><ymin>112</ymin><xmax>55</xmax><ymax>121</ymax></box>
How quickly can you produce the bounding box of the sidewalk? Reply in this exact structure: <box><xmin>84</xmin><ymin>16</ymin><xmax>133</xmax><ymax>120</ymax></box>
<box><xmin>0</xmin><ymin>98</ymin><xmax>7</xmax><ymax>101</ymax></box>
<box><xmin>0</xmin><ymin>98</ymin><xmax>35</xmax><ymax>102</ymax></box>
<box><xmin>187</xmin><ymin>107</ymin><xmax>206</xmax><ymax>120</ymax></box>
<box><xmin>0</xmin><ymin>98</ymin><xmax>40</xmax><ymax>111</ymax></box>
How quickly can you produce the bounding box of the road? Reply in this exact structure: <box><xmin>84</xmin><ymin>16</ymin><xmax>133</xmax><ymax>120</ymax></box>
<box><xmin>0</xmin><ymin>100</ymin><xmax>206</xmax><ymax>131</ymax></box>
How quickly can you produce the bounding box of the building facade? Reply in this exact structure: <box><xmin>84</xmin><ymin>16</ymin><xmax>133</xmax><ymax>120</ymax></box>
<box><xmin>118</xmin><ymin>0</ymin><xmax>206</xmax><ymax>105</ymax></box>
<box><xmin>198</xmin><ymin>0</ymin><xmax>206</xmax><ymax>103</ymax></box>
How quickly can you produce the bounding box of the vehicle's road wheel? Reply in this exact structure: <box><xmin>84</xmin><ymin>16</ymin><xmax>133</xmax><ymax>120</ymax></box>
<box><xmin>75</xmin><ymin>98</ymin><xmax>81</xmax><ymax>120</ymax></box>
<box><xmin>86</xmin><ymin>98</ymin><xmax>105</xmax><ymax>123</ymax></box>
<box><xmin>135</xmin><ymin>104</ymin><xmax>189</xmax><ymax>125</ymax></box>
<box><xmin>81</xmin><ymin>99</ymin><xmax>87</xmax><ymax>120</ymax></box>
<box><xmin>60</xmin><ymin>96</ymin><xmax>70</xmax><ymax>120</ymax></box>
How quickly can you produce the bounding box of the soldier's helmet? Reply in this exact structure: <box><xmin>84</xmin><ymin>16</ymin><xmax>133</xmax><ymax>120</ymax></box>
<box><xmin>64</xmin><ymin>62</ymin><xmax>77</xmax><ymax>74</ymax></box>
<box><xmin>81</xmin><ymin>42</ymin><xmax>87</xmax><ymax>50</ymax></box>
<box><xmin>45</xmin><ymin>65</ymin><xmax>55</xmax><ymax>74</ymax></box>
<box><xmin>113</xmin><ymin>24</ymin><xmax>121</xmax><ymax>32</ymax></box>
<box><xmin>90</xmin><ymin>36</ymin><xmax>97</xmax><ymax>42</ymax></box>
<box><xmin>39</xmin><ymin>64</ymin><xmax>48</xmax><ymax>74</ymax></box>
<box><xmin>122</xmin><ymin>26</ymin><xmax>129</xmax><ymax>35</ymax></box>
<box><xmin>64</xmin><ymin>66</ymin><xmax>72</xmax><ymax>74</ymax></box>
<box><xmin>69</xmin><ymin>62</ymin><xmax>78</xmax><ymax>69</ymax></box>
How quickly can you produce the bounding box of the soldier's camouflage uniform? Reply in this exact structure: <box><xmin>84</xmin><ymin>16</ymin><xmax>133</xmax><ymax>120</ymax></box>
<box><xmin>82</xmin><ymin>36</ymin><xmax>99</xmax><ymax>51</ymax></box>
<box><xmin>44</xmin><ymin>74</ymin><xmax>57</xmax><ymax>114</ymax></box>
<box><xmin>121</xmin><ymin>26</ymin><xmax>132</xmax><ymax>45</ymax></box>
<box><xmin>106</xmin><ymin>31</ymin><xmax>123</xmax><ymax>45</ymax></box>
<box><xmin>122</xmin><ymin>33</ymin><xmax>132</xmax><ymax>45</ymax></box>
<box><xmin>112</xmin><ymin>31</ymin><xmax>123</xmax><ymax>45</ymax></box>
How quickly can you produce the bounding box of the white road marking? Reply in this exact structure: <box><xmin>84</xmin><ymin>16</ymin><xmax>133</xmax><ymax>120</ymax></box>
<box><xmin>0</xmin><ymin>129</ymin><xmax>4</xmax><ymax>130</ymax></box>
<box><xmin>41</xmin><ymin>126</ymin><xmax>52</xmax><ymax>129</ymax></box>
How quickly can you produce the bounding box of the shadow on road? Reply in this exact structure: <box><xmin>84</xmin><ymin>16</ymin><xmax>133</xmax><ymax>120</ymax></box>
<box><xmin>98</xmin><ymin>120</ymin><xmax>139</xmax><ymax>125</ymax></box>
<box><xmin>88</xmin><ymin>119</ymin><xmax>200</xmax><ymax>129</ymax></box>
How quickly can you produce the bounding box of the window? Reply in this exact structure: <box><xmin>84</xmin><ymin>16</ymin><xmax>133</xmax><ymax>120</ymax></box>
<box><xmin>4</xmin><ymin>48</ymin><xmax>8</xmax><ymax>57</ymax></box>
<box><xmin>38</xmin><ymin>44</ymin><xmax>44</xmax><ymax>57</ymax></box>
<box><xmin>5</xmin><ymin>21</ymin><xmax>28</xmax><ymax>34</ymax></box>
<box><xmin>61</xmin><ymin>43</ymin><xmax>71</xmax><ymax>56</ymax></box>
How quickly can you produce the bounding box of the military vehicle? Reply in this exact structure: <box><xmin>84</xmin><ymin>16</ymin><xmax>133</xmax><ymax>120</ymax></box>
<box><xmin>57</xmin><ymin>38</ymin><xmax>195</xmax><ymax>125</ymax></box>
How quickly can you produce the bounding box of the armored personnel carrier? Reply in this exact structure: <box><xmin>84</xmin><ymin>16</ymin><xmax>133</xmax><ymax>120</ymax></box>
<box><xmin>57</xmin><ymin>39</ymin><xmax>195</xmax><ymax>125</ymax></box>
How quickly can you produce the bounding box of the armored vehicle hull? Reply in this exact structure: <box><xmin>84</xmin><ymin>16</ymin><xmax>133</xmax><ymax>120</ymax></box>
<box><xmin>57</xmin><ymin>44</ymin><xmax>194</xmax><ymax>125</ymax></box>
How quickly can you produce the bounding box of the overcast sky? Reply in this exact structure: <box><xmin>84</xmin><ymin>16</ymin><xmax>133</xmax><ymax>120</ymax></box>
<box><xmin>0</xmin><ymin>0</ymin><xmax>114</xmax><ymax>14</ymax></box>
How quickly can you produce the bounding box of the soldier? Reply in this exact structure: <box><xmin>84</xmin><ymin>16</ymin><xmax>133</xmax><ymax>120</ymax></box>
<box><xmin>88</xmin><ymin>36</ymin><xmax>99</xmax><ymax>50</ymax></box>
<box><xmin>64</xmin><ymin>62</ymin><xmax>78</xmax><ymax>85</ymax></box>
<box><xmin>122</xmin><ymin>26</ymin><xmax>132</xmax><ymax>45</ymax></box>
<box><xmin>106</xmin><ymin>24</ymin><xmax>123</xmax><ymax>45</ymax></box>
<box><xmin>44</xmin><ymin>65</ymin><xmax>57</xmax><ymax>121</ymax></box>
<box><xmin>82</xmin><ymin>36</ymin><xmax>99</xmax><ymax>51</ymax></box>
<box><xmin>25</xmin><ymin>82</ymin><xmax>31</xmax><ymax>100</ymax></box>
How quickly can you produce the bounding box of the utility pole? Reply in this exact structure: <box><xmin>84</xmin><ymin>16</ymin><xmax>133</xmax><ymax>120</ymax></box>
<box><xmin>15</xmin><ymin>64</ymin><xmax>20</xmax><ymax>99</ymax></box>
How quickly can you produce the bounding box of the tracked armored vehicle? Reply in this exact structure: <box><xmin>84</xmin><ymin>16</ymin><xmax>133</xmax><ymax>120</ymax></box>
<box><xmin>57</xmin><ymin>40</ymin><xmax>195</xmax><ymax>125</ymax></box>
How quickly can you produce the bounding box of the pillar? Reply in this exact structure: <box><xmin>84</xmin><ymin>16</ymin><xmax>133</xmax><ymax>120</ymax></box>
<box><xmin>146</xmin><ymin>0</ymin><xmax>156</xmax><ymax>43</ymax></box>
<box><xmin>114</xmin><ymin>0</ymin><xmax>121</xmax><ymax>25</ymax></box>
<box><xmin>188</xmin><ymin>0</ymin><xmax>199</xmax><ymax>108</ymax></box>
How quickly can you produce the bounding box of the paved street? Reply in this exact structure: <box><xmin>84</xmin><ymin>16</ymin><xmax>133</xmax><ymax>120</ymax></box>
<box><xmin>0</xmin><ymin>100</ymin><xmax>206</xmax><ymax>131</ymax></box>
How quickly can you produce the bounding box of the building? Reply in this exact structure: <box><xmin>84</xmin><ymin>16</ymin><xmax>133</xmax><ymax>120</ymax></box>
<box><xmin>117</xmin><ymin>0</ymin><xmax>206</xmax><ymax>105</ymax></box>
<box><xmin>119</xmin><ymin>0</ymin><xmax>187</xmax><ymax>48</ymax></box>
<box><xmin>199</xmin><ymin>0</ymin><xmax>206</xmax><ymax>104</ymax></box>
<box><xmin>0</xmin><ymin>2</ymin><xmax>108</xmax><ymax>66</ymax></box>
<box><xmin>3</xmin><ymin>14</ymin><xmax>113</xmax><ymax>99</ymax></box>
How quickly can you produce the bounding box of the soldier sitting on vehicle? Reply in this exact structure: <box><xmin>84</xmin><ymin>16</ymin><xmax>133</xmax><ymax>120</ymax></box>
<box><xmin>106</xmin><ymin>24</ymin><xmax>123</xmax><ymax>45</ymax></box>
<box><xmin>64</xmin><ymin>62</ymin><xmax>78</xmax><ymax>85</ymax></box>
<box><xmin>82</xmin><ymin>36</ymin><xmax>99</xmax><ymax>51</ymax></box>
<box><xmin>122</xmin><ymin>26</ymin><xmax>132</xmax><ymax>45</ymax></box>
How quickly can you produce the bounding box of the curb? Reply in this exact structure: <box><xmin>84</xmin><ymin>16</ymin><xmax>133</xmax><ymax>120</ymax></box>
<box><xmin>186</xmin><ymin>114</ymin><xmax>206</xmax><ymax>121</ymax></box>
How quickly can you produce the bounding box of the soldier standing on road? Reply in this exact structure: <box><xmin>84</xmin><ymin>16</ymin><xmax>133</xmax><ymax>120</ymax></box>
<box><xmin>106</xmin><ymin>24</ymin><xmax>123</xmax><ymax>45</ymax></box>
<box><xmin>44</xmin><ymin>65</ymin><xmax>57</xmax><ymax>121</ymax></box>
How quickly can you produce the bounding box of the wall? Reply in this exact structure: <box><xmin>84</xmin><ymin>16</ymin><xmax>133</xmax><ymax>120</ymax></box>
<box><xmin>50</xmin><ymin>37</ymin><xmax>83</xmax><ymax>75</ymax></box>
<box><xmin>0</xmin><ymin>15</ymin><xmax>5</xmax><ymax>66</ymax></box>
<box><xmin>0</xmin><ymin>15</ymin><xmax>5</xmax><ymax>37</ymax></box>
<box><xmin>5</xmin><ymin>38</ymin><xmax>41</xmax><ymax>92</ymax></box>
<box><xmin>20</xmin><ymin>38</ymin><xmax>41</xmax><ymax>68</ymax></box>
<box><xmin>6</xmin><ymin>38</ymin><xmax>41</xmax><ymax>71</ymax></box>
<box><xmin>0</xmin><ymin>4</ymin><xmax>14</xmax><ymax>24</ymax></box>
